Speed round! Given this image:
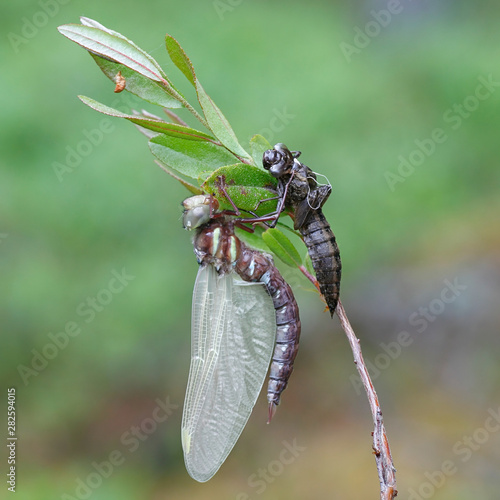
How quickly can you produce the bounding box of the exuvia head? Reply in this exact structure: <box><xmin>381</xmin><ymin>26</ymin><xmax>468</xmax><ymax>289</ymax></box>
<box><xmin>262</xmin><ymin>143</ymin><xmax>301</xmax><ymax>178</ymax></box>
<box><xmin>182</xmin><ymin>195</ymin><xmax>218</xmax><ymax>230</ymax></box>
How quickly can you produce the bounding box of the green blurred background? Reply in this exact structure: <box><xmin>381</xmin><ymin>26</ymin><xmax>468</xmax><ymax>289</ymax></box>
<box><xmin>1</xmin><ymin>1</ymin><xmax>500</xmax><ymax>499</ymax></box>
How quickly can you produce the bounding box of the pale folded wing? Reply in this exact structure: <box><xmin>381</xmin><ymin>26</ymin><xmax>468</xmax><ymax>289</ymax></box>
<box><xmin>181</xmin><ymin>265</ymin><xmax>276</xmax><ymax>482</ymax></box>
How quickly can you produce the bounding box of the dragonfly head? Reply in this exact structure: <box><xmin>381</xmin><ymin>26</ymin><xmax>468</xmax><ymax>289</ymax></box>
<box><xmin>182</xmin><ymin>195</ymin><xmax>218</xmax><ymax>230</ymax></box>
<box><xmin>263</xmin><ymin>143</ymin><xmax>301</xmax><ymax>178</ymax></box>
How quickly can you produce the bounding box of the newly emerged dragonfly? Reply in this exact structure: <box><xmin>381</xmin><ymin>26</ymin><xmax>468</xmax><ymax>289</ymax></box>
<box><xmin>181</xmin><ymin>195</ymin><xmax>301</xmax><ymax>482</ymax></box>
<box><xmin>259</xmin><ymin>143</ymin><xmax>342</xmax><ymax>316</ymax></box>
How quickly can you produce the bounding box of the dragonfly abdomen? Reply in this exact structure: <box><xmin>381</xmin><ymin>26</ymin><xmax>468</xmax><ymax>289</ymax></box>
<box><xmin>261</xmin><ymin>269</ymin><xmax>301</xmax><ymax>421</ymax></box>
<box><xmin>300</xmin><ymin>209</ymin><xmax>342</xmax><ymax>316</ymax></box>
<box><xmin>235</xmin><ymin>246</ymin><xmax>301</xmax><ymax>421</ymax></box>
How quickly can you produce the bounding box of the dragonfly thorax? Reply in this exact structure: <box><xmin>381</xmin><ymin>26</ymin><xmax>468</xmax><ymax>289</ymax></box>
<box><xmin>194</xmin><ymin>222</ymin><xmax>241</xmax><ymax>273</ymax></box>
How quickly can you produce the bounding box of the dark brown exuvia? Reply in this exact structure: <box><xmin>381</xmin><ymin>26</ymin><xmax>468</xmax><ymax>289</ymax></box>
<box><xmin>262</xmin><ymin>143</ymin><xmax>342</xmax><ymax>316</ymax></box>
<box><xmin>193</xmin><ymin>212</ymin><xmax>301</xmax><ymax>422</ymax></box>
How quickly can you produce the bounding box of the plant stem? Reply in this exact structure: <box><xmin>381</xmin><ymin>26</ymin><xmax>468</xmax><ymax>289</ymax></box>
<box><xmin>297</xmin><ymin>267</ymin><xmax>398</xmax><ymax>498</ymax></box>
<box><xmin>335</xmin><ymin>300</ymin><xmax>398</xmax><ymax>499</ymax></box>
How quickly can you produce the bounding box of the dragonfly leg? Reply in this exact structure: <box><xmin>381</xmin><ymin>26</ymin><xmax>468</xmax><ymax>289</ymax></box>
<box><xmin>253</xmin><ymin>194</ymin><xmax>280</xmax><ymax>211</ymax></box>
<box><xmin>234</xmin><ymin>220</ymin><xmax>255</xmax><ymax>233</ymax></box>
<box><xmin>214</xmin><ymin>175</ymin><xmax>266</xmax><ymax>221</ymax></box>
<box><xmin>214</xmin><ymin>176</ymin><xmax>267</xmax><ymax>232</ymax></box>
<box><xmin>212</xmin><ymin>175</ymin><xmax>281</xmax><ymax>227</ymax></box>
<box><xmin>212</xmin><ymin>171</ymin><xmax>297</xmax><ymax>230</ymax></box>
<box><xmin>237</xmin><ymin>212</ymin><xmax>281</xmax><ymax>227</ymax></box>
<box><xmin>238</xmin><ymin>171</ymin><xmax>296</xmax><ymax>227</ymax></box>
<box><xmin>215</xmin><ymin>175</ymin><xmax>242</xmax><ymax>215</ymax></box>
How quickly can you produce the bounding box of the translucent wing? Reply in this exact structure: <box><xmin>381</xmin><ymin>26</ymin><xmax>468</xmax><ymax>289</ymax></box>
<box><xmin>181</xmin><ymin>265</ymin><xmax>276</xmax><ymax>482</ymax></box>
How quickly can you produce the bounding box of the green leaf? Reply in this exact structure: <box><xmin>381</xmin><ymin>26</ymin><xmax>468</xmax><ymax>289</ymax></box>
<box><xmin>149</xmin><ymin>134</ymin><xmax>237</xmax><ymax>179</ymax></box>
<box><xmin>78</xmin><ymin>96</ymin><xmax>214</xmax><ymax>141</ymax></box>
<box><xmin>80</xmin><ymin>17</ymin><xmax>108</xmax><ymax>30</ymax></box>
<box><xmin>304</xmin><ymin>252</ymin><xmax>315</xmax><ymax>276</ymax></box>
<box><xmin>249</xmin><ymin>134</ymin><xmax>272</xmax><ymax>168</ymax></box>
<box><xmin>80</xmin><ymin>17</ymin><xmax>182</xmax><ymax>93</ymax></box>
<box><xmin>80</xmin><ymin>17</ymin><xmax>166</xmax><ymax>71</ymax></box>
<box><xmin>165</xmin><ymin>32</ymin><xmax>250</xmax><ymax>156</ymax></box>
<box><xmin>195</xmin><ymin>80</ymin><xmax>251</xmax><ymax>159</ymax></box>
<box><xmin>202</xmin><ymin>164</ymin><xmax>277</xmax><ymax>215</ymax></box>
<box><xmin>165</xmin><ymin>34</ymin><xmax>196</xmax><ymax>86</ymax></box>
<box><xmin>262</xmin><ymin>228</ymin><xmax>303</xmax><ymax>268</ymax></box>
<box><xmin>78</xmin><ymin>95</ymin><xmax>131</xmax><ymax>117</ymax></box>
<box><xmin>88</xmin><ymin>53</ymin><xmax>182</xmax><ymax>108</ymax></box>
<box><xmin>58</xmin><ymin>24</ymin><xmax>166</xmax><ymax>83</ymax></box>
<box><xmin>80</xmin><ymin>17</ymin><xmax>140</xmax><ymax>43</ymax></box>
<box><xmin>133</xmin><ymin>121</ymin><xmax>214</xmax><ymax>141</ymax></box>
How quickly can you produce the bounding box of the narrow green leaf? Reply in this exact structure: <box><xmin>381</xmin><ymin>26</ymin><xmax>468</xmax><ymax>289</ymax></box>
<box><xmin>149</xmin><ymin>134</ymin><xmax>237</xmax><ymax>179</ymax></box>
<box><xmin>202</xmin><ymin>164</ymin><xmax>277</xmax><ymax>215</ymax></box>
<box><xmin>58</xmin><ymin>24</ymin><xmax>166</xmax><ymax>84</ymax></box>
<box><xmin>262</xmin><ymin>228</ymin><xmax>303</xmax><ymax>268</ymax></box>
<box><xmin>80</xmin><ymin>17</ymin><xmax>108</xmax><ymax>30</ymax></box>
<box><xmin>80</xmin><ymin>17</ymin><xmax>136</xmax><ymax>42</ymax></box>
<box><xmin>250</xmin><ymin>134</ymin><xmax>272</xmax><ymax>168</ymax></box>
<box><xmin>89</xmin><ymin>53</ymin><xmax>182</xmax><ymax>108</ymax></box>
<box><xmin>79</xmin><ymin>18</ymin><xmax>173</xmax><ymax>84</ymax></box>
<box><xmin>195</xmin><ymin>80</ymin><xmax>251</xmax><ymax>159</ymax></box>
<box><xmin>130</xmin><ymin>121</ymin><xmax>214</xmax><ymax>141</ymax></box>
<box><xmin>304</xmin><ymin>252</ymin><xmax>315</xmax><ymax>276</ymax></box>
<box><xmin>78</xmin><ymin>96</ymin><xmax>215</xmax><ymax>141</ymax></box>
<box><xmin>78</xmin><ymin>95</ymin><xmax>133</xmax><ymax>117</ymax></box>
<box><xmin>80</xmin><ymin>17</ymin><xmax>147</xmax><ymax>49</ymax></box>
<box><xmin>165</xmin><ymin>32</ymin><xmax>248</xmax><ymax>144</ymax></box>
<box><xmin>165</xmin><ymin>34</ymin><xmax>196</xmax><ymax>86</ymax></box>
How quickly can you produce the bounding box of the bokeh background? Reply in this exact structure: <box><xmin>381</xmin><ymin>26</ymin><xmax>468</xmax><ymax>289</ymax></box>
<box><xmin>1</xmin><ymin>1</ymin><xmax>499</xmax><ymax>499</ymax></box>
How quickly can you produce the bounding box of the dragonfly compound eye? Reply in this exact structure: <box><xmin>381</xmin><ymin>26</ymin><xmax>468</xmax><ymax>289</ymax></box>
<box><xmin>182</xmin><ymin>204</ymin><xmax>211</xmax><ymax>230</ymax></box>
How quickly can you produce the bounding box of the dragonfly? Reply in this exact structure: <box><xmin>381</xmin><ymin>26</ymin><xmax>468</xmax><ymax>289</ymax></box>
<box><xmin>256</xmin><ymin>143</ymin><xmax>342</xmax><ymax>316</ymax></box>
<box><xmin>181</xmin><ymin>194</ymin><xmax>301</xmax><ymax>482</ymax></box>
